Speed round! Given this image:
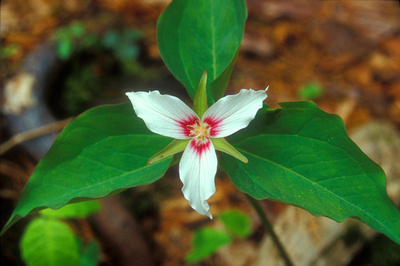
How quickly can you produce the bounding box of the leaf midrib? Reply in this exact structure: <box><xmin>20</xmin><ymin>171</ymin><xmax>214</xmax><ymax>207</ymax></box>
<box><xmin>211</xmin><ymin>0</ymin><xmax>217</xmax><ymax>79</ymax></box>
<box><xmin>17</xmin><ymin>158</ymin><xmax>170</xmax><ymax>217</ymax></box>
<box><xmin>235</xmin><ymin>143</ymin><xmax>398</xmax><ymax>239</ymax></box>
<box><xmin>17</xmin><ymin>134</ymin><xmax>172</xmax><ymax>213</ymax></box>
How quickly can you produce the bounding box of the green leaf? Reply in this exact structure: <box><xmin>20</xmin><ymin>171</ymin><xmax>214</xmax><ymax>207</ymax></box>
<box><xmin>57</xmin><ymin>40</ymin><xmax>73</xmax><ymax>60</ymax></box>
<box><xmin>298</xmin><ymin>82</ymin><xmax>324</xmax><ymax>100</ymax></box>
<box><xmin>20</xmin><ymin>217</ymin><xmax>80</xmax><ymax>266</ymax></box>
<box><xmin>70</xmin><ymin>22</ymin><xmax>85</xmax><ymax>37</ymax></box>
<box><xmin>0</xmin><ymin>44</ymin><xmax>20</xmax><ymax>59</ymax></box>
<box><xmin>210</xmin><ymin>49</ymin><xmax>239</xmax><ymax>100</ymax></box>
<box><xmin>219</xmin><ymin>209</ymin><xmax>252</xmax><ymax>238</ymax></box>
<box><xmin>1</xmin><ymin>103</ymin><xmax>172</xmax><ymax>234</ymax></box>
<box><xmin>185</xmin><ymin>228</ymin><xmax>232</xmax><ymax>263</ymax></box>
<box><xmin>220</xmin><ymin>101</ymin><xmax>400</xmax><ymax>244</ymax></box>
<box><xmin>157</xmin><ymin>0</ymin><xmax>247</xmax><ymax>101</ymax></box>
<box><xmin>79</xmin><ymin>241</ymin><xmax>101</xmax><ymax>266</ymax></box>
<box><xmin>102</xmin><ymin>30</ymin><xmax>119</xmax><ymax>48</ymax></box>
<box><xmin>40</xmin><ymin>201</ymin><xmax>101</xmax><ymax>219</ymax></box>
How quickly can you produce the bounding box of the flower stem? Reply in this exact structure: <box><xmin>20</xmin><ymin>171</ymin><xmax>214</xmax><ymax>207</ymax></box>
<box><xmin>245</xmin><ymin>194</ymin><xmax>294</xmax><ymax>266</ymax></box>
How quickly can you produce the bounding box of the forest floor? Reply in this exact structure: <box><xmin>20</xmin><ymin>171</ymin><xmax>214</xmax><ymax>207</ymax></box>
<box><xmin>1</xmin><ymin>0</ymin><xmax>400</xmax><ymax>265</ymax></box>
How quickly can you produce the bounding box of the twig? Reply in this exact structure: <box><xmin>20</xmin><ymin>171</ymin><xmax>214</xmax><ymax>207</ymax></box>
<box><xmin>0</xmin><ymin>117</ymin><xmax>73</xmax><ymax>155</ymax></box>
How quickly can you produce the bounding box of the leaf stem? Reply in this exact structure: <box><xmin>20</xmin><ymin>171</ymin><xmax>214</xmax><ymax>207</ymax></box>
<box><xmin>245</xmin><ymin>194</ymin><xmax>294</xmax><ymax>266</ymax></box>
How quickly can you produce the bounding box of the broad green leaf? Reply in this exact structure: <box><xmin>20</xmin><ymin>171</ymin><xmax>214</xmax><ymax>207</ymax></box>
<box><xmin>20</xmin><ymin>217</ymin><xmax>80</xmax><ymax>266</ymax></box>
<box><xmin>219</xmin><ymin>209</ymin><xmax>252</xmax><ymax>238</ymax></box>
<box><xmin>40</xmin><ymin>200</ymin><xmax>101</xmax><ymax>219</ymax></box>
<box><xmin>185</xmin><ymin>228</ymin><xmax>232</xmax><ymax>263</ymax></box>
<box><xmin>1</xmin><ymin>103</ymin><xmax>172</xmax><ymax>234</ymax></box>
<box><xmin>210</xmin><ymin>49</ymin><xmax>239</xmax><ymax>100</ymax></box>
<box><xmin>157</xmin><ymin>0</ymin><xmax>247</xmax><ymax>101</ymax></box>
<box><xmin>220</xmin><ymin>101</ymin><xmax>400</xmax><ymax>244</ymax></box>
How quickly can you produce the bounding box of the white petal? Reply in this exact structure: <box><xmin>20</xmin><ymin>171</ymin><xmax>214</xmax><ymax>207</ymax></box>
<box><xmin>179</xmin><ymin>139</ymin><xmax>217</xmax><ymax>218</ymax></box>
<box><xmin>202</xmin><ymin>89</ymin><xmax>267</xmax><ymax>138</ymax></box>
<box><xmin>126</xmin><ymin>91</ymin><xmax>199</xmax><ymax>139</ymax></box>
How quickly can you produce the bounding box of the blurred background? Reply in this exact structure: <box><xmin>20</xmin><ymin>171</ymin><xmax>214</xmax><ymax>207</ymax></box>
<box><xmin>1</xmin><ymin>0</ymin><xmax>400</xmax><ymax>265</ymax></box>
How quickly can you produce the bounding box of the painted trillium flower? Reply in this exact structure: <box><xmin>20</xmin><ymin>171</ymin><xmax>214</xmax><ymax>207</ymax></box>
<box><xmin>126</xmin><ymin>72</ymin><xmax>267</xmax><ymax>218</ymax></box>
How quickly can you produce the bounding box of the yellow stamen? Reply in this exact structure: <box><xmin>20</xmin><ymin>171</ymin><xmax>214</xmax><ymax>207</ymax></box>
<box><xmin>187</xmin><ymin>121</ymin><xmax>211</xmax><ymax>146</ymax></box>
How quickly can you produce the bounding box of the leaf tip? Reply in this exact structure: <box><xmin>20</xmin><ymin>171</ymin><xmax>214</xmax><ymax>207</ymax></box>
<box><xmin>238</xmin><ymin>155</ymin><xmax>248</xmax><ymax>164</ymax></box>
